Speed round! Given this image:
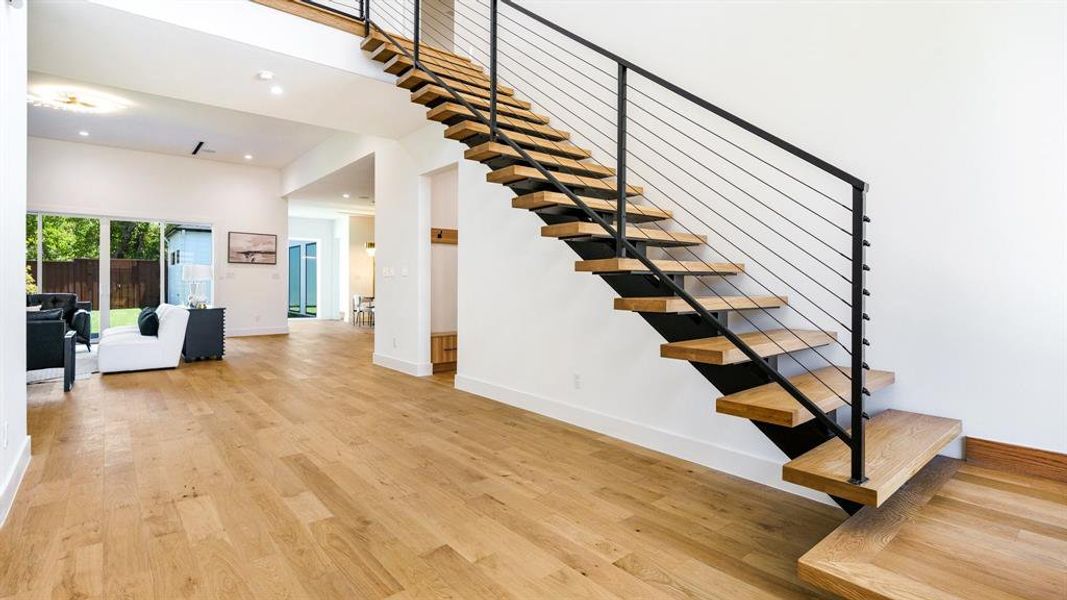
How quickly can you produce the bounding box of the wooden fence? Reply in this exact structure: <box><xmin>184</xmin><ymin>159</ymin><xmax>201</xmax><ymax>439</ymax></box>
<box><xmin>27</xmin><ymin>258</ymin><xmax>160</xmax><ymax>309</ymax></box>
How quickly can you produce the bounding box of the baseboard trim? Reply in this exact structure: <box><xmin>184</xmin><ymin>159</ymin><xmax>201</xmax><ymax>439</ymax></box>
<box><xmin>373</xmin><ymin>353</ymin><xmax>433</xmax><ymax>377</ymax></box>
<box><xmin>454</xmin><ymin>373</ymin><xmax>832</xmax><ymax>504</ymax></box>
<box><xmin>965</xmin><ymin>436</ymin><xmax>1067</xmax><ymax>483</ymax></box>
<box><xmin>226</xmin><ymin>326</ymin><xmax>289</xmax><ymax>337</ymax></box>
<box><xmin>0</xmin><ymin>436</ymin><xmax>31</xmax><ymax>529</ymax></box>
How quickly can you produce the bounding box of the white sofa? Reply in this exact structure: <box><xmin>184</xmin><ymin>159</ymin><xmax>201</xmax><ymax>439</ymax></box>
<box><xmin>98</xmin><ymin>303</ymin><xmax>190</xmax><ymax>373</ymax></box>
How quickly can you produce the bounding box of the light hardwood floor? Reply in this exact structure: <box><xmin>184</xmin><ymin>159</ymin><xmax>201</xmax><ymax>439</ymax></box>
<box><xmin>1</xmin><ymin>320</ymin><xmax>844</xmax><ymax>599</ymax></box>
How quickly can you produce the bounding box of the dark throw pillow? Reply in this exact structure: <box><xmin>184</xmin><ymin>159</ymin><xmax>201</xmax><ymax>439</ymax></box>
<box><xmin>138</xmin><ymin>306</ymin><xmax>154</xmax><ymax>323</ymax></box>
<box><xmin>137</xmin><ymin>308</ymin><xmax>160</xmax><ymax>337</ymax></box>
<box><xmin>27</xmin><ymin>308</ymin><xmax>64</xmax><ymax>322</ymax></box>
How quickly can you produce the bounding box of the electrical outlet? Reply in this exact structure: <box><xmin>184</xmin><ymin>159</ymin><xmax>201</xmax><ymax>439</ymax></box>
<box><xmin>392</xmin><ymin>337</ymin><xmax>398</xmax><ymax>349</ymax></box>
<box><xmin>572</xmin><ymin>373</ymin><xmax>581</xmax><ymax>390</ymax></box>
<box><xmin>254</xmin><ymin>314</ymin><xmax>261</xmax><ymax>322</ymax></box>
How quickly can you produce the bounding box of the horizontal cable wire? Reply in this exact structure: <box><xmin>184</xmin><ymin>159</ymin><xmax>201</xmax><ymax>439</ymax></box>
<box><xmin>385</xmin><ymin>1</ymin><xmax>855</xmax><ymax>394</ymax></box>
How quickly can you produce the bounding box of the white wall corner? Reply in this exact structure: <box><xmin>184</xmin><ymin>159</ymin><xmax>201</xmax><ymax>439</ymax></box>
<box><xmin>373</xmin><ymin>353</ymin><xmax>434</xmax><ymax>377</ymax></box>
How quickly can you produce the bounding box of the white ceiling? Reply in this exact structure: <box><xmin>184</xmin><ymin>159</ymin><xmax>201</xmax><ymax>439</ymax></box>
<box><xmin>28</xmin><ymin>0</ymin><xmax>428</xmax><ymax>139</ymax></box>
<box><xmin>28</xmin><ymin>72</ymin><xmax>339</xmax><ymax>169</ymax></box>
<box><xmin>288</xmin><ymin>154</ymin><xmax>375</xmax><ymax>218</ymax></box>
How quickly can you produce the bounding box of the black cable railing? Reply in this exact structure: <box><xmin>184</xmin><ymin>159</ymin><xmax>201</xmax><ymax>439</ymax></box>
<box><xmin>406</xmin><ymin>0</ymin><xmax>862</xmax><ymax>410</ymax></box>
<box><xmin>404</xmin><ymin>0</ymin><xmax>861</xmax><ymax>410</ymax></box>
<box><xmin>360</xmin><ymin>0</ymin><xmax>871</xmax><ymax>485</ymax></box>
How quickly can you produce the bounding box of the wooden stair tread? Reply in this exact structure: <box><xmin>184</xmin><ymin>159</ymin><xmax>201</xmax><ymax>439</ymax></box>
<box><xmin>381</xmin><ymin>48</ymin><xmax>486</xmax><ymax>79</ymax></box>
<box><xmin>368</xmin><ymin>40</ymin><xmax>474</xmax><ymax>70</ymax></box>
<box><xmin>385</xmin><ymin>55</ymin><xmax>516</xmax><ymax>96</ymax></box>
<box><xmin>513</xmin><ymin>192</ymin><xmax>669</xmax><ymax>221</ymax></box>
<box><xmin>413</xmin><ymin>86</ymin><xmax>546</xmax><ymax>123</ymax></box>
<box><xmin>717</xmin><ymin>367</ymin><xmax>895</xmax><ymax>427</ymax></box>
<box><xmin>541</xmin><ymin>222</ymin><xmax>704</xmax><ymax>246</ymax></box>
<box><xmin>576</xmin><ymin>258</ymin><xmax>743</xmax><ymax>276</ymax></box>
<box><xmin>446</xmin><ymin>123</ymin><xmax>588</xmax><ymax>158</ymax></box>
<box><xmin>488</xmin><ymin>165</ymin><xmax>643</xmax><ymax>196</ymax></box>
<box><xmin>466</xmin><ymin>142</ymin><xmax>614</xmax><ymax>178</ymax></box>
<box><xmin>398</xmin><ymin>72</ymin><xmax>530</xmax><ymax>109</ymax></box>
<box><xmin>396</xmin><ymin>64</ymin><xmax>515</xmax><ymax>97</ymax></box>
<box><xmin>661</xmin><ymin>329</ymin><xmax>837</xmax><ymax>365</ymax></box>
<box><xmin>615</xmin><ymin>295</ymin><xmax>787</xmax><ymax>313</ymax></box>
<box><xmin>429</xmin><ymin>104</ymin><xmax>569</xmax><ymax>140</ymax></box>
<box><xmin>783</xmin><ymin>409</ymin><xmax>962</xmax><ymax>506</ymax></box>
<box><xmin>361</xmin><ymin>31</ymin><xmax>472</xmax><ymax>66</ymax></box>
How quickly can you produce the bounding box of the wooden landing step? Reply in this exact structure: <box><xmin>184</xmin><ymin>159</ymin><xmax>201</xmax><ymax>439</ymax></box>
<box><xmin>717</xmin><ymin>367</ymin><xmax>895</xmax><ymax>427</ymax></box>
<box><xmin>513</xmin><ymin>192</ymin><xmax>670</xmax><ymax>222</ymax></box>
<box><xmin>799</xmin><ymin>456</ymin><xmax>1067</xmax><ymax>600</ymax></box>
<box><xmin>488</xmin><ymin>165</ymin><xmax>643</xmax><ymax>197</ymax></box>
<box><xmin>446</xmin><ymin>122</ymin><xmax>589</xmax><ymax>159</ymax></box>
<box><xmin>541</xmin><ymin>222</ymin><xmax>704</xmax><ymax>247</ymax></box>
<box><xmin>467</xmin><ymin>142</ymin><xmax>613</xmax><ymax>178</ymax></box>
<box><xmin>361</xmin><ymin>31</ymin><xmax>472</xmax><ymax>66</ymax></box>
<box><xmin>430</xmin><ymin>104</ymin><xmax>568</xmax><ymax>139</ymax></box>
<box><xmin>399</xmin><ymin>72</ymin><xmax>530</xmax><ymax>109</ymax></box>
<box><xmin>615</xmin><ymin>295</ymin><xmax>786</xmax><ymax>314</ymax></box>
<box><xmin>784</xmin><ymin>409</ymin><xmax>961</xmax><ymax>506</ymax></box>
<box><xmin>575</xmin><ymin>258</ymin><xmax>743</xmax><ymax>276</ymax></box>
<box><xmin>661</xmin><ymin>329</ymin><xmax>837</xmax><ymax>365</ymax></box>
<box><xmin>413</xmin><ymin>86</ymin><xmax>549</xmax><ymax>124</ymax></box>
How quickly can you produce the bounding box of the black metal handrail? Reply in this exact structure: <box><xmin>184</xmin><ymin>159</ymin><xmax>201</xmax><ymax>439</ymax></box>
<box><xmin>363</xmin><ymin>0</ymin><xmax>869</xmax><ymax>484</ymax></box>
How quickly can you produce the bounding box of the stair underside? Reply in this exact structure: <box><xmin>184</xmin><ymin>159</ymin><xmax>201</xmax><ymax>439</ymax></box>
<box><xmin>575</xmin><ymin>258</ymin><xmax>743</xmax><ymax>276</ymax></box>
<box><xmin>466</xmin><ymin>142</ymin><xmax>614</xmax><ymax>178</ymax></box>
<box><xmin>661</xmin><ymin>329</ymin><xmax>837</xmax><ymax>365</ymax></box>
<box><xmin>413</xmin><ymin>86</ymin><xmax>549</xmax><ymax>124</ymax></box>
<box><xmin>717</xmin><ymin>367</ymin><xmax>895</xmax><ymax>427</ymax></box>
<box><xmin>513</xmin><ymin>192</ymin><xmax>670</xmax><ymax>222</ymax></box>
<box><xmin>615</xmin><ymin>295</ymin><xmax>787</xmax><ymax>313</ymax></box>
<box><xmin>488</xmin><ymin>165</ymin><xmax>643</xmax><ymax>196</ymax></box>
<box><xmin>783</xmin><ymin>409</ymin><xmax>961</xmax><ymax>506</ymax></box>
<box><xmin>541</xmin><ymin>222</ymin><xmax>704</xmax><ymax>247</ymax></box>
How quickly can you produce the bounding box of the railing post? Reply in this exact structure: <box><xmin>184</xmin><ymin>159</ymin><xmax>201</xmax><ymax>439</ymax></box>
<box><xmin>363</xmin><ymin>0</ymin><xmax>370</xmax><ymax>24</ymax></box>
<box><xmin>615</xmin><ymin>63</ymin><xmax>628</xmax><ymax>258</ymax></box>
<box><xmin>849</xmin><ymin>183</ymin><xmax>868</xmax><ymax>484</ymax></box>
<box><xmin>489</xmin><ymin>0</ymin><xmax>498</xmax><ymax>140</ymax></box>
<box><xmin>413</xmin><ymin>0</ymin><xmax>421</xmax><ymax>63</ymax></box>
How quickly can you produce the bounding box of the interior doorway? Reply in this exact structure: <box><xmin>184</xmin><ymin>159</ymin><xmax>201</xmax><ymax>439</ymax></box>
<box><xmin>288</xmin><ymin>239</ymin><xmax>318</xmax><ymax>318</ymax></box>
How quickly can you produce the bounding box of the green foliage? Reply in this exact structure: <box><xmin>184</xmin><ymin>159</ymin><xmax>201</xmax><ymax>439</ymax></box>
<box><xmin>28</xmin><ymin>214</ymin><xmax>162</xmax><ymax>261</ymax></box>
<box><xmin>25</xmin><ymin>265</ymin><xmax>37</xmax><ymax>295</ymax></box>
<box><xmin>25</xmin><ymin>213</ymin><xmax>38</xmax><ymax>259</ymax></box>
<box><xmin>110</xmin><ymin>220</ymin><xmax>161</xmax><ymax>260</ymax></box>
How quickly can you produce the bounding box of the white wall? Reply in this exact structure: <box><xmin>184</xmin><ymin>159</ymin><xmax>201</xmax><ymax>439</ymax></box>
<box><xmin>430</xmin><ymin>167</ymin><xmax>458</xmax><ymax>333</ymax></box>
<box><xmin>288</xmin><ymin>216</ymin><xmax>343</xmax><ymax>320</ymax></box>
<box><xmin>0</xmin><ymin>0</ymin><xmax>30</xmax><ymax>527</ymax></box>
<box><xmin>28</xmin><ymin>137</ymin><xmax>289</xmax><ymax>336</ymax></box>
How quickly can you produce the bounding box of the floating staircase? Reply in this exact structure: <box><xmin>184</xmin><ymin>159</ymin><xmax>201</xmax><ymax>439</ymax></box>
<box><xmin>353</xmin><ymin>24</ymin><xmax>961</xmax><ymax>512</ymax></box>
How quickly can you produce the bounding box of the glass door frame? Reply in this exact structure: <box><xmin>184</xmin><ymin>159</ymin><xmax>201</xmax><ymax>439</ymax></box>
<box><xmin>287</xmin><ymin>239</ymin><xmax>320</xmax><ymax>319</ymax></box>
<box><xmin>26</xmin><ymin>210</ymin><xmax>215</xmax><ymax>338</ymax></box>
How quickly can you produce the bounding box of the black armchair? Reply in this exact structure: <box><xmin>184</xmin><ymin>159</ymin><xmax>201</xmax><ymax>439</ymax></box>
<box><xmin>27</xmin><ymin>293</ymin><xmax>91</xmax><ymax>351</ymax></box>
<box><xmin>26</xmin><ymin>317</ymin><xmax>76</xmax><ymax>392</ymax></box>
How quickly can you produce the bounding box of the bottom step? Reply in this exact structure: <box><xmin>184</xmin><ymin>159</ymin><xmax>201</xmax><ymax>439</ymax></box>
<box><xmin>782</xmin><ymin>409</ymin><xmax>961</xmax><ymax>507</ymax></box>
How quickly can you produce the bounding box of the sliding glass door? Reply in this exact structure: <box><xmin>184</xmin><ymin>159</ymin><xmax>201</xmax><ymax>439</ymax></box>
<box><xmin>288</xmin><ymin>240</ymin><xmax>318</xmax><ymax>318</ymax></box>
<box><xmin>109</xmin><ymin>220</ymin><xmax>161</xmax><ymax>328</ymax></box>
<box><xmin>25</xmin><ymin>211</ymin><xmax>213</xmax><ymax>338</ymax></box>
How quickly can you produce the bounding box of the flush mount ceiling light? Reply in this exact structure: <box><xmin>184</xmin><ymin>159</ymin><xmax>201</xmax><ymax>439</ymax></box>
<box><xmin>244</xmin><ymin>154</ymin><xmax>254</xmax><ymax>160</ymax></box>
<box><xmin>269</xmin><ymin>85</ymin><xmax>284</xmax><ymax>96</ymax></box>
<box><xmin>256</xmin><ymin>70</ymin><xmax>275</xmax><ymax>81</ymax></box>
<box><xmin>342</xmin><ymin>193</ymin><xmax>351</xmax><ymax>198</ymax></box>
<box><xmin>78</xmin><ymin>130</ymin><xmax>90</xmax><ymax>137</ymax></box>
<box><xmin>27</xmin><ymin>85</ymin><xmax>129</xmax><ymax>114</ymax></box>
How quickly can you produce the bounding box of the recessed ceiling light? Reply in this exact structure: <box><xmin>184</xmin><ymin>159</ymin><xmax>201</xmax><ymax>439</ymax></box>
<box><xmin>269</xmin><ymin>85</ymin><xmax>284</xmax><ymax>96</ymax></box>
<box><xmin>244</xmin><ymin>154</ymin><xmax>254</xmax><ymax>160</ymax></box>
<box><xmin>77</xmin><ymin>130</ymin><xmax>90</xmax><ymax>137</ymax></box>
<box><xmin>256</xmin><ymin>70</ymin><xmax>275</xmax><ymax>81</ymax></box>
<box><xmin>342</xmin><ymin>193</ymin><xmax>350</xmax><ymax>198</ymax></box>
